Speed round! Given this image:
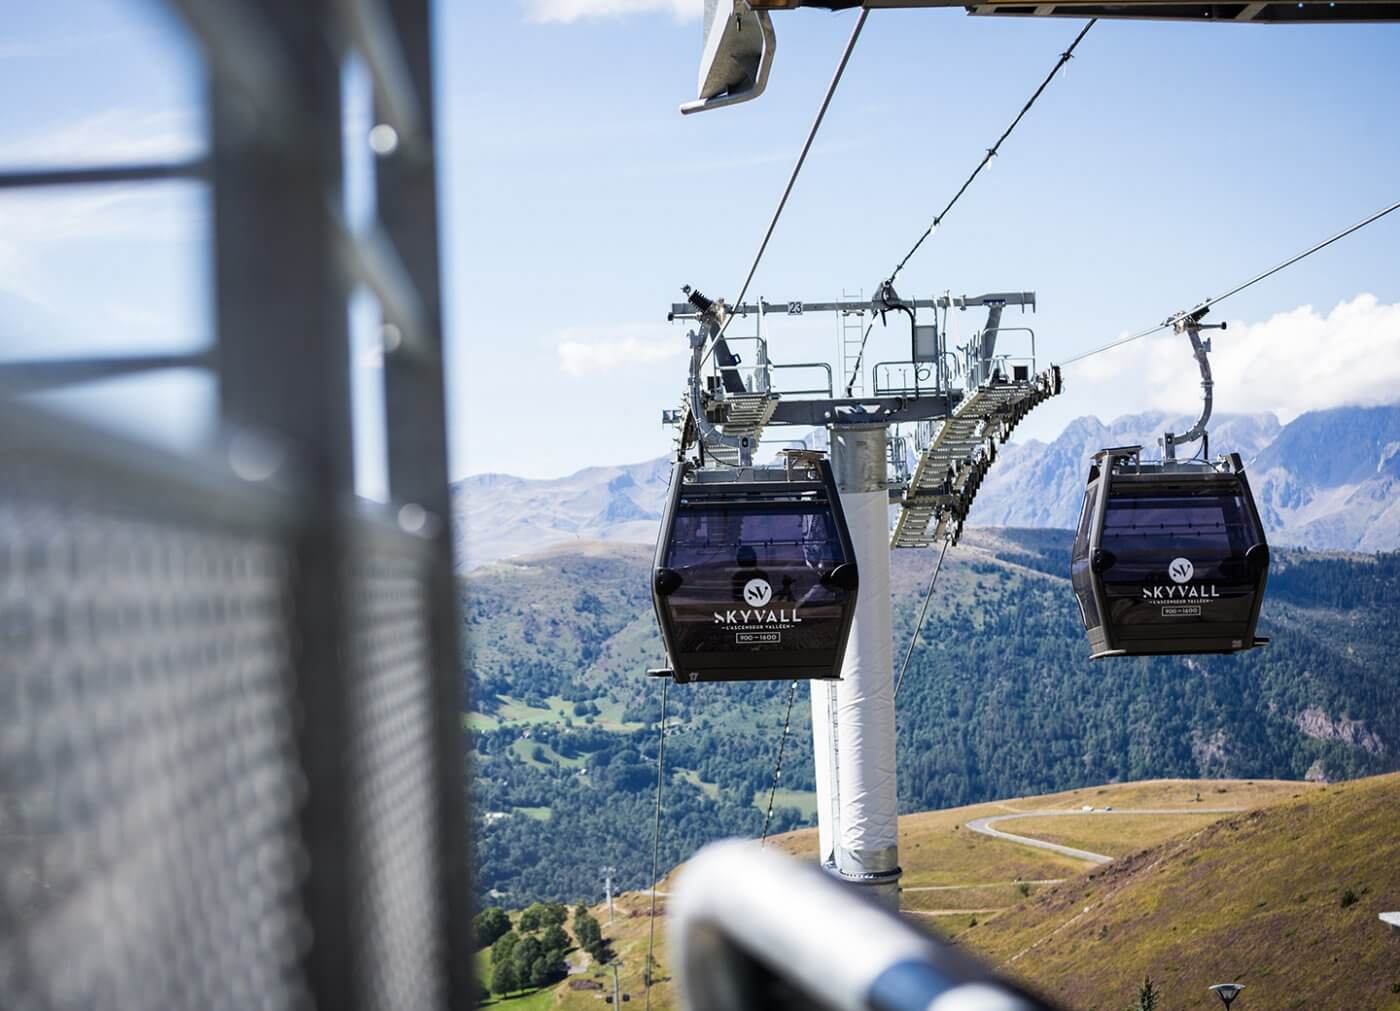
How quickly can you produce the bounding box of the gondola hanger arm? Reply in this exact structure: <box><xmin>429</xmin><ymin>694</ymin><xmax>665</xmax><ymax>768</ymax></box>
<box><xmin>1161</xmin><ymin>308</ymin><xmax>1225</xmax><ymax>461</ymax></box>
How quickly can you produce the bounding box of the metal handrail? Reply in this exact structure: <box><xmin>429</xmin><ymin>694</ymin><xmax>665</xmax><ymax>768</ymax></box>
<box><xmin>709</xmin><ymin>334</ymin><xmax>771</xmax><ymax>395</ymax></box>
<box><xmin>985</xmin><ymin>326</ymin><xmax>1036</xmax><ymax>370</ymax></box>
<box><xmin>770</xmin><ymin>361</ymin><xmax>833</xmax><ymax>397</ymax></box>
<box><xmin>989</xmin><ymin>355</ymin><xmax>1038</xmax><ymax>383</ymax></box>
<box><xmin>963</xmin><ymin>326</ymin><xmax>1037</xmax><ymax>391</ymax></box>
<box><xmin>872</xmin><ymin>360</ymin><xmax>937</xmax><ymax>397</ymax></box>
<box><xmin>669</xmin><ymin>841</ymin><xmax>1057</xmax><ymax>1011</ymax></box>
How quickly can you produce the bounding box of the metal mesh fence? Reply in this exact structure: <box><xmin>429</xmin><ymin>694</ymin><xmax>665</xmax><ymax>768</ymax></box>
<box><xmin>347</xmin><ymin>525</ymin><xmax>446</xmax><ymax>1010</ymax></box>
<box><xmin>0</xmin><ymin>433</ymin><xmax>310</xmax><ymax>1011</ymax></box>
<box><xmin>0</xmin><ymin>405</ymin><xmax>464</xmax><ymax>1009</ymax></box>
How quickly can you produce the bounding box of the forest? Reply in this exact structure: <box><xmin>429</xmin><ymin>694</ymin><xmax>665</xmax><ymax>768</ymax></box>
<box><xmin>465</xmin><ymin>532</ymin><xmax>1400</xmax><ymax>906</ymax></box>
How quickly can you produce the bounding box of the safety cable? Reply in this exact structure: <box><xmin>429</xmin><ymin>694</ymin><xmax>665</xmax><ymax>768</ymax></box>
<box><xmin>712</xmin><ymin>8</ymin><xmax>870</xmax><ymax>349</ymax></box>
<box><xmin>644</xmin><ymin>677</ymin><xmax>669</xmax><ymax>1011</ymax></box>
<box><xmin>893</xmin><ymin>536</ymin><xmax>951</xmax><ymax>700</ymax></box>
<box><xmin>1059</xmin><ymin>196</ymin><xmax>1400</xmax><ymax>367</ymax></box>
<box><xmin>759</xmin><ymin>679</ymin><xmax>801</xmax><ymax>845</ymax></box>
<box><xmin>844</xmin><ymin>19</ymin><xmax>1096</xmax><ymax>395</ymax></box>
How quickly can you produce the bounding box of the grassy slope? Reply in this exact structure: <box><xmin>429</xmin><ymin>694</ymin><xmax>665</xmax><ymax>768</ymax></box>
<box><xmin>501</xmin><ymin>777</ymin><xmax>1338</xmax><ymax>1010</ymax></box>
<box><xmin>963</xmin><ymin>773</ymin><xmax>1400</xmax><ymax>1011</ymax></box>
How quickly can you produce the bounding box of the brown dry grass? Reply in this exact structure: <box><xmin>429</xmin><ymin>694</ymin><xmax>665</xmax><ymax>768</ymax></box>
<box><xmin>963</xmin><ymin>774</ymin><xmax>1400</xmax><ymax>1011</ymax></box>
<box><xmin>500</xmin><ymin>776</ymin><xmax>1368</xmax><ymax>1011</ymax></box>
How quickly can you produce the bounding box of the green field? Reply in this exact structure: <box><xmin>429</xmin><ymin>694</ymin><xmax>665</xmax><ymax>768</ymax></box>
<box><xmin>751</xmin><ymin>787</ymin><xmax>819</xmax><ymax>821</ymax></box>
<box><xmin>470</xmin><ymin>693</ymin><xmax>644</xmax><ymax>735</ymax></box>
<box><xmin>676</xmin><ymin>769</ymin><xmax>719</xmax><ymax>800</ymax></box>
<box><xmin>474</xmin><ymin>949</ymin><xmax>559</xmax><ymax>1010</ymax></box>
<box><xmin>509</xmin><ymin>736</ymin><xmax>585</xmax><ymax>770</ymax></box>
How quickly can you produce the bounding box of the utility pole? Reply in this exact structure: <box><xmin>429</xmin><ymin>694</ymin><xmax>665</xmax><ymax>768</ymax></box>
<box><xmin>612</xmin><ymin>962</ymin><xmax>622</xmax><ymax>1010</ymax></box>
<box><xmin>601</xmin><ymin>866</ymin><xmax>616</xmax><ymax>923</ymax></box>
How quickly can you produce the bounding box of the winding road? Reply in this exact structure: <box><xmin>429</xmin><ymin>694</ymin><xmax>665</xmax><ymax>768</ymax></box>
<box><xmin>964</xmin><ymin>807</ymin><xmax>1245</xmax><ymax>865</ymax></box>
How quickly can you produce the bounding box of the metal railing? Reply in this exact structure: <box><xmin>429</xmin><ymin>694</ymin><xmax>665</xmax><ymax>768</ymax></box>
<box><xmin>710</xmin><ymin>335</ymin><xmax>770</xmax><ymax>393</ymax></box>
<box><xmin>669</xmin><ymin>841</ymin><xmax>1059</xmax><ymax>1011</ymax></box>
<box><xmin>872</xmin><ymin>360</ymin><xmax>940</xmax><ymax>397</ymax></box>
<box><xmin>962</xmin><ymin>326</ymin><xmax>1036</xmax><ymax>390</ymax></box>
<box><xmin>771</xmin><ymin>361</ymin><xmax>834</xmax><ymax>397</ymax></box>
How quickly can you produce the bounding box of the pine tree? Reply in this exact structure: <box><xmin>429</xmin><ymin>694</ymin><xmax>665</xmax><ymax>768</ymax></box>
<box><xmin>1128</xmin><ymin>976</ymin><xmax>1160</xmax><ymax>1011</ymax></box>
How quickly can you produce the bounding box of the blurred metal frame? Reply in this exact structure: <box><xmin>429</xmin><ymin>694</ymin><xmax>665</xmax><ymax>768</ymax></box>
<box><xmin>0</xmin><ymin>0</ymin><xmax>473</xmax><ymax>1007</ymax></box>
<box><xmin>194</xmin><ymin>1</ymin><xmax>473</xmax><ymax>1007</ymax></box>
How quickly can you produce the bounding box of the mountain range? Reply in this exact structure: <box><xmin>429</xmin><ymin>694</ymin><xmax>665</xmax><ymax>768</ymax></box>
<box><xmin>454</xmin><ymin>402</ymin><xmax>1400</xmax><ymax>569</ymax></box>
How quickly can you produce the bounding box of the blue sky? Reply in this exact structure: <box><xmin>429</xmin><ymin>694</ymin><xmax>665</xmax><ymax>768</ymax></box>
<box><xmin>2</xmin><ymin>1</ymin><xmax>1398</xmax><ymax>482</ymax></box>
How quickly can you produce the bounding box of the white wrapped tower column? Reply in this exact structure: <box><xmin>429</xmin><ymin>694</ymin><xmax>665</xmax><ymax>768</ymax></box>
<box><xmin>811</xmin><ymin>422</ymin><xmax>900</xmax><ymax>906</ymax></box>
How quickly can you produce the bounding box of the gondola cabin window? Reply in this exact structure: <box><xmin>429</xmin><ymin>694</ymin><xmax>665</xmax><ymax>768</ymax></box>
<box><xmin>1099</xmin><ymin>490</ymin><xmax>1254</xmax><ymax>584</ymax></box>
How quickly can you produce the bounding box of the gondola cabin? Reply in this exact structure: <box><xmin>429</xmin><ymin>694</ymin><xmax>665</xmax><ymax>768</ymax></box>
<box><xmin>652</xmin><ymin>455</ymin><xmax>858</xmax><ymax>683</ymax></box>
<box><xmin>1071</xmin><ymin>446</ymin><xmax>1269</xmax><ymax>659</ymax></box>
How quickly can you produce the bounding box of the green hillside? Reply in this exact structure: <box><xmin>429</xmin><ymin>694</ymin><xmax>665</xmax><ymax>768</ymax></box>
<box><xmin>465</xmin><ymin>533</ymin><xmax>1400</xmax><ymax>905</ymax></box>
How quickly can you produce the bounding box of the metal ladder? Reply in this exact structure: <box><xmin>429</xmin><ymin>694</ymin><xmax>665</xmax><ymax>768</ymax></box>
<box><xmin>891</xmin><ymin>366</ymin><xmax>1062</xmax><ymax>548</ymax></box>
<box><xmin>838</xmin><ymin>288</ymin><xmax>866</xmax><ymax>397</ymax></box>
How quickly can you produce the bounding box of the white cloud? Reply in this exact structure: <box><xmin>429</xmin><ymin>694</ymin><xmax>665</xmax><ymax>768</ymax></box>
<box><xmin>1071</xmin><ymin>294</ymin><xmax>1400</xmax><ymax>424</ymax></box>
<box><xmin>556</xmin><ymin>324</ymin><xmax>687</xmax><ymax>376</ymax></box>
<box><xmin>523</xmin><ymin>0</ymin><xmax>703</xmax><ymax>23</ymax></box>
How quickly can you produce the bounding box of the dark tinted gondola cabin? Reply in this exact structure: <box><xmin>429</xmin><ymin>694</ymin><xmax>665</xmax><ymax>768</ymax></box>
<box><xmin>652</xmin><ymin>455</ymin><xmax>858</xmax><ymax>683</ymax></box>
<box><xmin>1071</xmin><ymin>446</ymin><xmax>1269</xmax><ymax>659</ymax></box>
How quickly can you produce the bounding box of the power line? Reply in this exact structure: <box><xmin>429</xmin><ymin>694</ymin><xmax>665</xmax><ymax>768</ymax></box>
<box><xmin>713</xmin><ymin>8</ymin><xmax>870</xmax><ymax>347</ymax></box>
<box><xmin>760</xmin><ymin>679</ymin><xmax>801</xmax><ymax>845</ymax></box>
<box><xmin>893</xmin><ymin>536</ymin><xmax>950</xmax><ymax>700</ymax></box>
<box><xmin>643</xmin><ymin>677</ymin><xmax>669</xmax><ymax>1011</ymax></box>
<box><xmin>1059</xmin><ymin>196</ymin><xmax>1400</xmax><ymax>368</ymax></box>
<box><xmin>844</xmin><ymin>19</ymin><xmax>1096</xmax><ymax>394</ymax></box>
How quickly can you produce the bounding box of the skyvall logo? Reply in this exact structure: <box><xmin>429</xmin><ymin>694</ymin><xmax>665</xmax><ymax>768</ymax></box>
<box><xmin>743</xmin><ymin>578</ymin><xmax>773</xmax><ymax>607</ymax></box>
<box><xmin>1144</xmin><ymin>556</ymin><xmax>1219</xmax><ymax>602</ymax></box>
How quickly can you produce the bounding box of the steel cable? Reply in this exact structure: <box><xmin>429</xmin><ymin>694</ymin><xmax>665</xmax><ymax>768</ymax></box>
<box><xmin>1059</xmin><ymin>197</ymin><xmax>1400</xmax><ymax>368</ymax></box>
<box><xmin>844</xmin><ymin>19</ymin><xmax>1096</xmax><ymax>394</ymax></box>
<box><xmin>644</xmin><ymin>677</ymin><xmax>669</xmax><ymax>1011</ymax></box>
<box><xmin>712</xmin><ymin>8</ymin><xmax>871</xmax><ymax>348</ymax></box>
<box><xmin>893</xmin><ymin>536</ymin><xmax>950</xmax><ymax>700</ymax></box>
<box><xmin>760</xmin><ymin>679</ymin><xmax>801</xmax><ymax>845</ymax></box>
<box><xmin>886</xmin><ymin>19</ymin><xmax>1097</xmax><ymax>288</ymax></box>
